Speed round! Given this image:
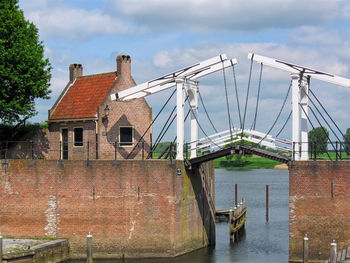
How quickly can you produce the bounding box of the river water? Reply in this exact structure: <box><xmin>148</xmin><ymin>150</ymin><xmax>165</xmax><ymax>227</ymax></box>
<box><xmin>68</xmin><ymin>168</ymin><xmax>289</xmax><ymax>263</ymax></box>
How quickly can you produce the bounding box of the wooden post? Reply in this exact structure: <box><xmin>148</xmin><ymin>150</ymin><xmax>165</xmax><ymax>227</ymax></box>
<box><xmin>330</xmin><ymin>240</ymin><xmax>337</xmax><ymax>263</ymax></box>
<box><xmin>266</xmin><ymin>184</ymin><xmax>269</xmax><ymax>222</ymax></box>
<box><xmin>235</xmin><ymin>184</ymin><xmax>238</xmax><ymax>207</ymax></box>
<box><xmin>303</xmin><ymin>234</ymin><xmax>308</xmax><ymax>263</ymax></box>
<box><xmin>0</xmin><ymin>234</ymin><xmax>3</xmax><ymax>263</ymax></box>
<box><xmin>87</xmin><ymin>233</ymin><xmax>93</xmax><ymax>263</ymax></box>
<box><xmin>229</xmin><ymin>209</ymin><xmax>233</xmax><ymax>241</ymax></box>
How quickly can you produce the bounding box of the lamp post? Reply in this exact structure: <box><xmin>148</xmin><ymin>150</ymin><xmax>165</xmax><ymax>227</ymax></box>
<box><xmin>102</xmin><ymin>105</ymin><xmax>110</xmax><ymax>123</ymax></box>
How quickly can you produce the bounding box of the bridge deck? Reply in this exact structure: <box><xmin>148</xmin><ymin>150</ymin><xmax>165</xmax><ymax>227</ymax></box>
<box><xmin>188</xmin><ymin>145</ymin><xmax>291</xmax><ymax>166</ymax></box>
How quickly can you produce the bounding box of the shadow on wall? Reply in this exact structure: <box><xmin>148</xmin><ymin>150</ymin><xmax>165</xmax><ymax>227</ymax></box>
<box><xmin>187</xmin><ymin>163</ymin><xmax>216</xmax><ymax>246</ymax></box>
<box><xmin>106</xmin><ymin>114</ymin><xmax>151</xmax><ymax>159</ymax></box>
<box><xmin>0</xmin><ymin>129</ymin><xmax>49</xmax><ymax>159</ymax></box>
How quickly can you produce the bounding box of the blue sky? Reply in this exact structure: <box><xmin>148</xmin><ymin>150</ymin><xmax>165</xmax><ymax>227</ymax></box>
<box><xmin>20</xmin><ymin>0</ymin><xmax>350</xmax><ymax>142</ymax></box>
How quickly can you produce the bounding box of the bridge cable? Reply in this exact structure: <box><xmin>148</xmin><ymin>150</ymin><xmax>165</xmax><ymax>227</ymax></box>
<box><xmin>150</xmin><ymin>95</ymin><xmax>190</xmax><ymax>158</ymax></box>
<box><xmin>257</xmin><ymin>81</ymin><xmax>292</xmax><ymax>145</ymax></box>
<box><xmin>309</xmin><ymin>88</ymin><xmax>345</xmax><ymax>139</ymax></box>
<box><xmin>298</xmin><ymin>104</ymin><xmax>331</xmax><ymax>159</ymax></box>
<box><xmin>241</xmin><ymin>57</ymin><xmax>254</xmax><ymax>140</ymax></box>
<box><xmin>168</xmin><ymin>110</ymin><xmax>192</xmax><ymax>159</ymax></box>
<box><xmin>305</xmin><ymin>89</ymin><xmax>344</xmax><ymax>147</ymax></box>
<box><xmin>308</xmin><ymin>105</ymin><xmax>338</xmax><ymax>158</ymax></box>
<box><xmin>251</xmin><ymin>63</ymin><xmax>263</xmax><ymax>130</ymax></box>
<box><xmin>275</xmin><ymin>110</ymin><xmax>292</xmax><ymax>138</ymax></box>
<box><xmin>151</xmin><ymin>105</ymin><xmax>177</xmax><ymax>155</ymax></box>
<box><xmin>184</xmin><ymin>89</ymin><xmax>223</xmax><ymax>150</ymax></box>
<box><xmin>222</xmin><ymin>63</ymin><xmax>234</xmax><ymax>139</ymax></box>
<box><xmin>158</xmin><ymin>109</ymin><xmax>191</xmax><ymax>159</ymax></box>
<box><xmin>198</xmin><ymin>89</ymin><xmax>219</xmax><ymax>134</ymax></box>
<box><xmin>126</xmin><ymin>88</ymin><xmax>176</xmax><ymax>159</ymax></box>
<box><xmin>232</xmin><ymin>65</ymin><xmax>243</xmax><ymax>128</ymax></box>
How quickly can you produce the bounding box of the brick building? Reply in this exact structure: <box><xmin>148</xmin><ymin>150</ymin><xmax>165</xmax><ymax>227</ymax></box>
<box><xmin>48</xmin><ymin>55</ymin><xmax>152</xmax><ymax>160</ymax></box>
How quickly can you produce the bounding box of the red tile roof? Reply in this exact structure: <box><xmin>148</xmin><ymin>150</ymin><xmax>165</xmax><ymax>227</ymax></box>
<box><xmin>49</xmin><ymin>72</ymin><xmax>116</xmax><ymax>120</ymax></box>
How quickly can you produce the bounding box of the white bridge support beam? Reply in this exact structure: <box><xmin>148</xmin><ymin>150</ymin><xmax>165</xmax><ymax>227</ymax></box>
<box><xmin>187</xmin><ymin>81</ymin><xmax>199</xmax><ymax>158</ymax></box>
<box><xmin>176</xmin><ymin>79</ymin><xmax>199</xmax><ymax>160</ymax></box>
<box><xmin>300</xmin><ymin>77</ymin><xmax>309</xmax><ymax>160</ymax></box>
<box><xmin>176</xmin><ymin>80</ymin><xmax>185</xmax><ymax>160</ymax></box>
<box><xmin>291</xmin><ymin>74</ymin><xmax>301</xmax><ymax>160</ymax></box>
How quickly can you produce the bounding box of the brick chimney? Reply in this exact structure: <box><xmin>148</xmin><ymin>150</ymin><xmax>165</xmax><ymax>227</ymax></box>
<box><xmin>116</xmin><ymin>55</ymin><xmax>131</xmax><ymax>78</ymax></box>
<box><xmin>69</xmin><ymin>64</ymin><xmax>83</xmax><ymax>82</ymax></box>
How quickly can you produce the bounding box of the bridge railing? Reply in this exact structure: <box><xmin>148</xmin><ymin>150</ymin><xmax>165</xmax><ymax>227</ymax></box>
<box><xmin>294</xmin><ymin>141</ymin><xmax>350</xmax><ymax>161</ymax></box>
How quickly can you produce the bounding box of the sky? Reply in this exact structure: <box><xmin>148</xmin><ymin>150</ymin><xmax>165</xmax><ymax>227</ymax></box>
<box><xmin>19</xmin><ymin>0</ymin><xmax>350</xmax><ymax>142</ymax></box>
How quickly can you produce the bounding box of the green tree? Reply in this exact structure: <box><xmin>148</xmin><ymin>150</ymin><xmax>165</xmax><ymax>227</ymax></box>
<box><xmin>223</xmin><ymin>134</ymin><xmax>252</xmax><ymax>166</ymax></box>
<box><xmin>0</xmin><ymin>0</ymin><xmax>51</xmax><ymax>124</ymax></box>
<box><xmin>308</xmin><ymin>126</ymin><xmax>329</xmax><ymax>154</ymax></box>
<box><xmin>344</xmin><ymin>128</ymin><xmax>350</xmax><ymax>155</ymax></box>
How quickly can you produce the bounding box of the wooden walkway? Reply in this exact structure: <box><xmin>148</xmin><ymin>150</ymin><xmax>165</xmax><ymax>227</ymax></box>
<box><xmin>215</xmin><ymin>199</ymin><xmax>247</xmax><ymax>242</ymax></box>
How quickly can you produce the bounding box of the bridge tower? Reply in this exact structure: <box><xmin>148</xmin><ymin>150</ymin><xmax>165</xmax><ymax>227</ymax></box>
<box><xmin>249</xmin><ymin>53</ymin><xmax>350</xmax><ymax>160</ymax></box>
<box><xmin>111</xmin><ymin>54</ymin><xmax>237</xmax><ymax>160</ymax></box>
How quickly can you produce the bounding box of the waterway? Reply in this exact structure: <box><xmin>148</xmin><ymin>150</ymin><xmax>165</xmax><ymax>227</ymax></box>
<box><xmin>68</xmin><ymin>168</ymin><xmax>289</xmax><ymax>263</ymax></box>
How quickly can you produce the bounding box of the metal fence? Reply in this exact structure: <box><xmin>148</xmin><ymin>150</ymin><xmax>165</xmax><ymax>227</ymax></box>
<box><xmin>0</xmin><ymin>140</ymin><xmax>177</xmax><ymax>161</ymax></box>
<box><xmin>293</xmin><ymin>141</ymin><xmax>350</xmax><ymax>161</ymax></box>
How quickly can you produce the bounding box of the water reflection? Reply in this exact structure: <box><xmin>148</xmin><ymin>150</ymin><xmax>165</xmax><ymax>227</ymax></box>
<box><xmin>66</xmin><ymin>168</ymin><xmax>289</xmax><ymax>263</ymax></box>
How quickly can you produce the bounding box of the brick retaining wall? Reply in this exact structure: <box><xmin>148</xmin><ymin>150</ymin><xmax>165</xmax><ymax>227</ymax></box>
<box><xmin>289</xmin><ymin>161</ymin><xmax>350</xmax><ymax>262</ymax></box>
<box><xmin>0</xmin><ymin>159</ymin><xmax>215</xmax><ymax>259</ymax></box>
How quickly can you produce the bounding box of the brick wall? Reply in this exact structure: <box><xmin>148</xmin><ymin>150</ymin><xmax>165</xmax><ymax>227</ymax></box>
<box><xmin>0</xmin><ymin>159</ymin><xmax>214</xmax><ymax>259</ymax></box>
<box><xmin>289</xmin><ymin>161</ymin><xmax>350</xmax><ymax>262</ymax></box>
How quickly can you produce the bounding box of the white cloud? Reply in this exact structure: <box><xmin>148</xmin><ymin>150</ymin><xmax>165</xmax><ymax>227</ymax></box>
<box><xmin>113</xmin><ymin>0</ymin><xmax>346</xmax><ymax>33</ymax></box>
<box><xmin>20</xmin><ymin>0</ymin><xmax>130</xmax><ymax>41</ymax></box>
<box><xmin>147</xmin><ymin>41</ymin><xmax>350</xmax><ymax>139</ymax></box>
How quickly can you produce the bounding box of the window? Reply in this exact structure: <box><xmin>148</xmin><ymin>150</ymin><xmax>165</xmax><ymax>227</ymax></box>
<box><xmin>74</xmin><ymin>128</ymin><xmax>83</xmax><ymax>146</ymax></box>
<box><xmin>120</xmin><ymin>127</ymin><xmax>133</xmax><ymax>146</ymax></box>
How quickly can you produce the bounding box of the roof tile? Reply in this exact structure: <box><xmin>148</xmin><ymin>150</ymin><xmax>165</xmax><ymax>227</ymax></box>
<box><xmin>50</xmin><ymin>72</ymin><xmax>116</xmax><ymax>120</ymax></box>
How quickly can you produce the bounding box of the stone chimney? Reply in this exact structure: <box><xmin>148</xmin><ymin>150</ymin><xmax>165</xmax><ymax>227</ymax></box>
<box><xmin>116</xmin><ymin>55</ymin><xmax>131</xmax><ymax>78</ymax></box>
<box><xmin>69</xmin><ymin>64</ymin><xmax>83</xmax><ymax>82</ymax></box>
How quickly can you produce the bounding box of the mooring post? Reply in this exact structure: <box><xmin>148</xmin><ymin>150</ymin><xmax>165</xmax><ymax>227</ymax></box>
<box><xmin>235</xmin><ymin>184</ymin><xmax>238</xmax><ymax>207</ymax></box>
<box><xmin>87</xmin><ymin>233</ymin><xmax>93</xmax><ymax>263</ymax></box>
<box><xmin>330</xmin><ymin>240</ymin><xmax>337</xmax><ymax>263</ymax></box>
<box><xmin>303</xmin><ymin>234</ymin><xmax>309</xmax><ymax>263</ymax></box>
<box><xmin>266</xmin><ymin>184</ymin><xmax>269</xmax><ymax>223</ymax></box>
<box><xmin>0</xmin><ymin>234</ymin><xmax>3</xmax><ymax>263</ymax></box>
<box><xmin>229</xmin><ymin>209</ymin><xmax>233</xmax><ymax>241</ymax></box>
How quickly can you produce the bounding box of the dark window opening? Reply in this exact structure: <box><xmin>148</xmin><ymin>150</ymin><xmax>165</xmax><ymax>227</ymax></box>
<box><xmin>74</xmin><ymin>128</ymin><xmax>83</xmax><ymax>146</ymax></box>
<box><xmin>120</xmin><ymin>127</ymin><xmax>133</xmax><ymax>146</ymax></box>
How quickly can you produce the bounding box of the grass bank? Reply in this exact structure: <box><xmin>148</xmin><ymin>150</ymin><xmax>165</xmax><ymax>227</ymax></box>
<box><xmin>213</xmin><ymin>156</ymin><xmax>282</xmax><ymax>169</ymax></box>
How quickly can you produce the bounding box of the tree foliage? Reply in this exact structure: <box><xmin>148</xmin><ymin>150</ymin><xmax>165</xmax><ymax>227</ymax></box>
<box><xmin>344</xmin><ymin>128</ymin><xmax>350</xmax><ymax>155</ymax></box>
<box><xmin>308</xmin><ymin>126</ymin><xmax>329</xmax><ymax>154</ymax></box>
<box><xmin>223</xmin><ymin>133</ymin><xmax>253</xmax><ymax>166</ymax></box>
<box><xmin>0</xmin><ymin>0</ymin><xmax>51</xmax><ymax>124</ymax></box>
